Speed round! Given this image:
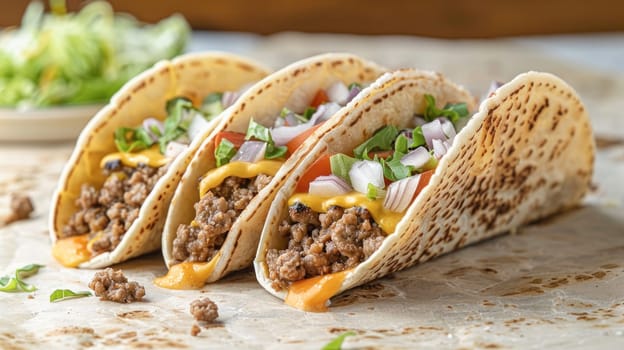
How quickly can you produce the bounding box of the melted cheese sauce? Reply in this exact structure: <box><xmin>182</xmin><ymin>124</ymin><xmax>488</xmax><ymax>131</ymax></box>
<box><xmin>284</xmin><ymin>270</ymin><xmax>349</xmax><ymax>312</ymax></box>
<box><xmin>154</xmin><ymin>252</ymin><xmax>222</xmax><ymax>289</ymax></box>
<box><xmin>51</xmin><ymin>234</ymin><xmax>91</xmax><ymax>268</ymax></box>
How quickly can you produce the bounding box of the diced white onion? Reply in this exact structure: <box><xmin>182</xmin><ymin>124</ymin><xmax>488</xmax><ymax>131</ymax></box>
<box><xmin>187</xmin><ymin>112</ymin><xmax>210</xmax><ymax>141</ymax></box>
<box><xmin>326</xmin><ymin>82</ymin><xmax>350</xmax><ymax>105</ymax></box>
<box><xmin>309</xmin><ymin>175</ymin><xmax>352</xmax><ymax>197</ymax></box>
<box><xmin>421</xmin><ymin>119</ymin><xmax>446</xmax><ymax>149</ymax></box>
<box><xmin>232</xmin><ymin>141</ymin><xmax>266</xmax><ymax>163</ymax></box>
<box><xmin>400</xmin><ymin>146</ymin><xmax>431</xmax><ymax>169</ymax></box>
<box><xmin>349</xmin><ymin>160</ymin><xmax>385</xmax><ymax>195</ymax></box>
<box><xmin>164</xmin><ymin>141</ymin><xmax>188</xmax><ymax>159</ymax></box>
<box><xmin>383</xmin><ymin>174</ymin><xmax>421</xmax><ymax>213</ymax></box>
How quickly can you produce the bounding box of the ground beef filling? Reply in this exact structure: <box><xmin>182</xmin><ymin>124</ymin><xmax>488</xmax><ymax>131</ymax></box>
<box><xmin>190</xmin><ymin>297</ymin><xmax>219</xmax><ymax>323</ymax></box>
<box><xmin>3</xmin><ymin>193</ymin><xmax>34</xmax><ymax>224</ymax></box>
<box><xmin>62</xmin><ymin>161</ymin><xmax>167</xmax><ymax>255</ymax></box>
<box><xmin>266</xmin><ymin>203</ymin><xmax>386</xmax><ymax>290</ymax></box>
<box><xmin>172</xmin><ymin>174</ymin><xmax>273</xmax><ymax>263</ymax></box>
<box><xmin>89</xmin><ymin>268</ymin><xmax>145</xmax><ymax>303</ymax></box>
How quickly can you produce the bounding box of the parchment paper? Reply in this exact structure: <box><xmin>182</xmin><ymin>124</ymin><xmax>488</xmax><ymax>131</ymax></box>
<box><xmin>1</xmin><ymin>32</ymin><xmax>623</xmax><ymax>350</ymax></box>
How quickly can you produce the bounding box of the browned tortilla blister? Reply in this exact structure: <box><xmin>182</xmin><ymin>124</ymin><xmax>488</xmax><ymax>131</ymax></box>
<box><xmin>254</xmin><ymin>70</ymin><xmax>594</xmax><ymax>304</ymax></box>
<box><xmin>49</xmin><ymin>52</ymin><xmax>271</xmax><ymax>268</ymax></box>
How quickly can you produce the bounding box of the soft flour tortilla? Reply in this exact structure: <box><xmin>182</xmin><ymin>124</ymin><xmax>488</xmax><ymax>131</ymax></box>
<box><xmin>49</xmin><ymin>52</ymin><xmax>271</xmax><ymax>268</ymax></box>
<box><xmin>161</xmin><ymin>53</ymin><xmax>386</xmax><ymax>283</ymax></box>
<box><xmin>254</xmin><ymin>70</ymin><xmax>594</xmax><ymax>304</ymax></box>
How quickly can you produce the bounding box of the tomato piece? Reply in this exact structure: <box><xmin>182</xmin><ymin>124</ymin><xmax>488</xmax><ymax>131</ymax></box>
<box><xmin>310</xmin><ymin>90</ymin><xmax>329</xmax><ymax>108</ymax></box>
<box><xmin>368</xmin><ymin>150</ymin><xmax>394</xmax><ymax>159</ymax></box>
<box><xmin>286</xmin><ymin>123</ymin><xmax>323</xmax><ymax>155</ymax></box>
<box><xmin>413</xmin><ymin>170</ymin><xmax>434</xmax><ymax>200</ymax></box>
<box><xmin>214</xmin><ymin>131</ymin><xmax>246</xmax><ymax>149</ymax></box>
<box><xmin>295</xmin><ymin>154</ymin><xmax>332</xmax><ymax>193</ymax></box>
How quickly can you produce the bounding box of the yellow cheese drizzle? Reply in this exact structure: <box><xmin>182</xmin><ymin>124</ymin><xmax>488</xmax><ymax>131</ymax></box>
<box><xmin>100</xmin><ymin>145</ymin><xmax>169</xmax><ymax>169</ymax></box>
<box><xmin>288</xmin><ymin>192</ymin><xmax>403</xmax><ymax>234</ymax></box>
<box><xmin>198</xmin><ymin>160</ymin><xmax>284</xmax><ymax>197</ymax></box>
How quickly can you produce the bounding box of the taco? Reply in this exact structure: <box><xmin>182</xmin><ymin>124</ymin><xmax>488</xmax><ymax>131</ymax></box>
<box><xmin>49</xmin><ymin>52</ymin><xmax>270</xmax><ymax>268</ymax></box>
<box><xmin>254</xmin><ymin>69</ymin><xmax>594</xmax><ymax>312</ymax></box>
<box><xmin>157</xmin><ymin>53</ymin><xmax>386</xmax><ymax>289</ymax></box>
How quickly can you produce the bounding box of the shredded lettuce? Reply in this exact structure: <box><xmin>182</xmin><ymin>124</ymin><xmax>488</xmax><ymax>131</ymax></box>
<box><xmin>245</xmin><ymin>119</ymin><xmax>288</xmax><ymax>159</ymax></box>
<box><xmin>423</xmin><ymin>94</ymin><xmax>469</xmax><ymax>125</ymax></box>
<box><xmin>49</xmin><ymin>289</ymin><xmax>92</xmax><ymax>302</ymax></box>
<box><xmin>0</xmin><ymin>1</ymin><xmax>189</xmax><ymax>108</ymax></box>
<box><xmin>215</xmin><ymin>138</ymin><xmax>236</xmax><ymax>167</ymax></box>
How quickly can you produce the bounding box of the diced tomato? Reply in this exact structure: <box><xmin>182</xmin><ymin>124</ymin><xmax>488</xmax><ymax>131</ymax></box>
<box><xmin>368</xmin><ymin>150</ymin><xmax>394</xmax><ymax>159</ymax></box>
<box><xmin>310</xmin><ymin>90</ymin><xmax>329</xmax><ymax>108</ymax></box>
<box><xmin>286</xmin><ymin>123</ymin><xmax>323</xmax><ymax>155</ymax></box>
<box><xmin>214</xmin><ymin>131</ymin><xmax>246</xmax><ymax>149</ymax></box>
<box><xmin>295</xmin><ymin>154</ymin><xmax>332</xmax><ymax>193</ymax></box>
<box><xmin>413</xmin><ymin>170</ymin><xmax>434</xmax><ymax>200</ymax></box>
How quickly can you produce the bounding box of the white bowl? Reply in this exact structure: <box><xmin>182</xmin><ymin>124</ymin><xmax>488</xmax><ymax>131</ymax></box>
<box><xmin>0</xmin><ymin>104</ymin><xmax>104</xmax><ymax>141</ymax></box>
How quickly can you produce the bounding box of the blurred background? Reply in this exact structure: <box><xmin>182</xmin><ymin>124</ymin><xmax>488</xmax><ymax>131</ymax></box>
<box><xmin>2</xmin><ymin>0</ymin><xmax>624</xmax><ymax>37</ymax></box>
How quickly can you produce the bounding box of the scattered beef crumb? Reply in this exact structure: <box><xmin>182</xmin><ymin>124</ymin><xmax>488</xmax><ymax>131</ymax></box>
<box><xmin>190</xmin><ymin>297</ymin><xmax>219</xmax><ymax>323</ymax></box>
<box><xmin>3</xmin><ymin>193</ymin><xmax>34</xmax><ymax>224</ymax></box>
<box><xmin>88</xmin><ymin>268</ymin><xmax>145</xmax><ymax>303</ymax></box>
<box><xmin>190</xmin><ymin>324</ymin><xmax>201</xmax><ymax>336</ymax></box>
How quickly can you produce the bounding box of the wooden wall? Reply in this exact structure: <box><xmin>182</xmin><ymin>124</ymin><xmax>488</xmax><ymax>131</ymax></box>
<box><xmin>1</xmin><ymin>0</ymin><xmax>623</xmax><ymax>38</ymax></box>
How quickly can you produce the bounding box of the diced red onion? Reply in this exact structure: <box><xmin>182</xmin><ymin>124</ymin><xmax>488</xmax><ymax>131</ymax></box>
<box><xmin>485</xmin><ymin>80</ymin><xmax>504</xmax><ymax>98</ymax></box>
<box><xmin>349</xmin><ymin>160</ymin><xmax>385</xmax><ymax>195</ymax></box>
<box><xmin>421</xmin><ymin>119</ymin><xmax>446</xmax><ymax>149</ymax></box>
<box><xmin>309</xmin><ymin>175</ymin><xmax>352</xmax><ymax>197</ymax></box>
<box><xmin>383</xmin><ymin>174</ymin><xmax>421</xmax><ymax>213</ymax></box>
<box><xmin>413</xmin><ymin>116</ymin><xmax>427</xmax><ymax>126</ymax></box>
<box><xmin>400</xmin><ymin>146</ymin><xmax>431</xmax><ymax>169</ymax></box>
<box><xmin>346</xmin><ymin>85</ymin><xmax>362</xmax><ymax>104</ymax></box>
<box><xmin>313</xmin><ymin>102</ymin><xmax>341</xmax><ymax>124</ymax></box>
<box><xmin>142</xmin><ymin>118</ymin><xmax>164</xmax><ymax>142</ymax></box>
<box><xmin>164</xmin><ymin>141</ymin><xmax>188</xmax><ymax>159</ymax></box>
<box><xmin>188</xmin><ymin>112</ymin><xmax>210</xmax><ymax>141</ymax></box>
<box><xmin>284</xmin><ymin>112</ymin><xmax>300</xmax><ymax>126</ymax></box>
<box><xmin>432</xmin><ymin>139</ymin><xmax>449</xmax><ymax>159</ymax></box>
<box><xmin>271</xmin><ymin>103</ymin><xmax>337</xmax><ymax>145</ymax></box>
<box><xmin>232</xmin><ymin>141</ymin><xmax>266</xmax><ymax>163</ymax></box>
<box><xmin>271</xmin><ymin>122</ymin><xmax>312</xmax><ymax>146</ymax></box>
<box><xmin>221</xmin><ymin>91</ymin><xmax>239</xmax><ymax>109</ymax></box>
<box><xmin>326</xmin><ymin>82</ymin><xmax>349</xmax><ymax>105</ymax></box>
<box><xmin>440</xmin><ymin>117</ymin><xmax>457</xmax><ymax>141</ymax></box>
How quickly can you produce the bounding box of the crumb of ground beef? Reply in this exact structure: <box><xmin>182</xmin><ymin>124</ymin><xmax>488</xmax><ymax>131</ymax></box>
<box><xmin>172</xmin><ymin>174</ymin><xmax>273</xmax><ymax>263</ymax></box>
<box><xmin>62</xmin><ymin>163</ymin><xmax>167</xmax><ymax>255</ymax></box>
<box><xmin>88</xmin><ymin>268</ymin><xmax>145</xmax><ymax>303</ymax></box>
<box><xmin>190</xmin><ymin>298</ymin><xmax>219</xmax><ymax>323</ymax></box>
<box><xmin>266</xmin><ymin>205</ymin><xmax>385</xmax><ymax>290</ymax></box>
<box><xmin>190</xmin><ymin>324</ymin><xmax>201</xmax><ymax>336</ymax></box>
<box><xmin>3</xmin><ymin>193</ymin><xmax>34</xmax><ymax>224</ymax></box>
